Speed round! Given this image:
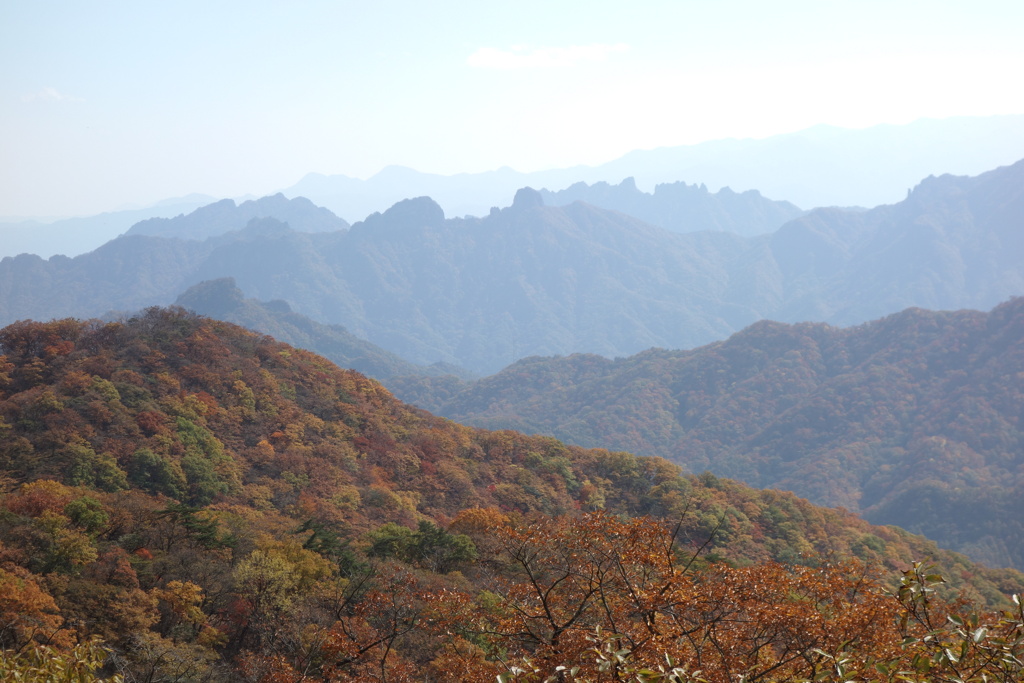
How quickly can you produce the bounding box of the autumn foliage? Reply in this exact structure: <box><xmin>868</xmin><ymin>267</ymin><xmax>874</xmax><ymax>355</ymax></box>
<box><xmin>0</xmin><ymin>309</ymin><xmax>1021</xmax><ymax>680</ymax></box>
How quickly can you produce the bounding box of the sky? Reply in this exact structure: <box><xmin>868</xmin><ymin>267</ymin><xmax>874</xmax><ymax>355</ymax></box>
<box><xmin>2</xmin><ymin>0</ymin><xmax>1024</xmax><ymax>218</ymax></box>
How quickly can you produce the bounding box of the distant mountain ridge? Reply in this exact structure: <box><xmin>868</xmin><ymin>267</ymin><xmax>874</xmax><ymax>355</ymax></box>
<box><xmin>0</xmin><ymin>159</ymin><xmax>1021</xmax><ymax>374</ymax></box>
<box><xmin>0</xmin><ymin>193</ymin><xmax>348</xmax><ymax>260</ymax></box>
<box><xmin>392</xmin><ymin>298</ymin><xmax>1024</xmax><ymax>570</ymax></box>
<box><xmin>539</xmin><ymin>177</ymin><xmax>805</xmax><ymax>236</ymax></box>
<box><xmin>284</xmin><ymin>114</ymin><xmax>1024</xmax><ymax>220</ymax></box>
<box><xmin>5</xmin><ymin>115</ymin><xmax>1019</xmax><ymax>260</ymax></box>
<box><xmin>596</xmin><ymin>115</ymin><xmax>1024</xmax><ymax>208</ymax></box>
<box><xmin>126</xmin><ymin>193</ymin><xmax>348</xmax><ymax>240</ymax></box>
<box><xmin>0</xmin><ymin>195</ymin><xmax>215</xmax><ymax>259</ymax></box>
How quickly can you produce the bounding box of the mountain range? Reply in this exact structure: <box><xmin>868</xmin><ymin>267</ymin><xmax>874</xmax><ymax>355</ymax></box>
<box><xmin>5</xmin><ymin>114</ymin><xmax>1021</xmax><ymax>262</ymax></box>
<box><xmin>1</xmin><ymin>158</ymin><xmax>1022</xmax><ymax>375</ymax></box>
<box><xmin>126</xmin><ymin>192</ymin><xmax>348</xmax><ymax>241</ymax></box>
<box><xmin>285</xmin><ymin>114</ymin><xmax>1024</xmax><ymax>221</ymax></box>
<box><xmin>0</xmin><ymin>194</ymin><xmax>215</xmax><ymax>260</ymax></box>
<box><xmin>538</xmin><ymin>177</ymin><xmax>804</xmax><ymax>236</ymax></box>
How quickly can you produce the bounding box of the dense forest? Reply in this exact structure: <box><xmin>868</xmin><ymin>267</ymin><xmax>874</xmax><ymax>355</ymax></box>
<box><xmin>1</xmin><ymin>309</ymin><xmax>1022</xmax><ymax>680</ymax></box>
<box><xmin>169</xmin><ymin>279</ymin><xmax>1024</xmax><ymax>572</ymax></box>
<box><xmin>393</xmin><ymin>298</ymin><xmax>1024</xmax><ymax>571</ymax></box>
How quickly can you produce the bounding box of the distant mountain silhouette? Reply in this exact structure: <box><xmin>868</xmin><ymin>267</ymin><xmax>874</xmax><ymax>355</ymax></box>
<box><xmin>126</xmin><ymin>193</ymin><xmax>348</xmax><ymax>240</ymax></box>
<box><xmin>595</xmin><ymin>115</ymin><xmax>1024</xmax><ymax>209</ymax></box>
<box><xmin>7</xmin><ymin>115</ymin><xmax>1019</xmax><ymax>260</ymax></box>
<box><xmin>1</xmin><ymin>159</ymin><xmax>1022</xmax><ymax>374</ymax></box>
<box><xmin>539</xmin><ymin>177</ymin><xmax>805</xmax><ymax>236</ymax></box>
<box><xmin>0</xmin><ymin>195</ymin><xmax>215</xmax><ymax>259</ymax></box>
<box><xmin>392</xmin><ymin>298</ymin><xmax>1024</xmax><ymax>570</ymax></box>
<box><xmin>282</xmin><ymin>114</ymin><xmax>1024</xmax><ymax>219</ymax></box>
<box><xmin>0</xmin><ymin>193</ymin><xmax>348</xmax><ymax>260</ymax></box>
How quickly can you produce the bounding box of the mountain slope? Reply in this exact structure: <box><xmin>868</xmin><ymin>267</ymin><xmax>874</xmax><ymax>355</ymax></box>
<box><xmin>768</xmin><ymin>163</ymin><xmax>1024</xmax><ymax>325</ymax></box>
<box><xmin>174</xmin><ymin>277</ymin><xmax>472</xmax><ymax>381</ymax></box>
<box><xmin>394</xmin><ymin>298</ymin><xmax>1024</xmax><ymax>569</ymax></box>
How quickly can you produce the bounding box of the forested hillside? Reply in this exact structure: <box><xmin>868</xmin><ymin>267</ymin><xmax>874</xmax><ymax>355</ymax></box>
<box><xmin>393</xmin><ymin>298</ymin><xmax>1024</xmax><ymax>570</ymax></box>
<box><xmin>1</xmin><ymin>309</ymin><xmax>1022</xmax><ymax>680</ymax></box>
<box><xmin>1</xmin><ymin>160</ymin><xmax>1021</xmax><ymax>374</ymax></box>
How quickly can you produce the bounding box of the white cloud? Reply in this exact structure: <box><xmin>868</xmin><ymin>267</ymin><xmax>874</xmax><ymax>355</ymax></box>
<box><xmin>467</xmin><ymin>43</ymin><xmax>629</xmax><ymax>69</ymax></box>
<box><xmin>21</xmin><ymin>87</ymin><xmax>84</xmax><ymax>103</ymax></box>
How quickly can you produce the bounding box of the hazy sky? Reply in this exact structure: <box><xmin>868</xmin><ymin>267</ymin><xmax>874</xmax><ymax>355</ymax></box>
<box><xmin>2</xmin><ymin>0</ymin><xmax>1023</xmax><ymax>218</ymax></box>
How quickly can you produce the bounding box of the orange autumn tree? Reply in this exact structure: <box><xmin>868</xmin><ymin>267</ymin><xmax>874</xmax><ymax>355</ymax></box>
<box><xmin>459</xmin><ymin>511</ymin><xmax>903</xmax><ymax>682</ymax></box>
<box><xmin>0</xmin><ymin>563</ymin><xmax>74</xmax><ymax>653</ymax></box>
<box><xmin>456</xmin><ymin>512</ymin><xmax>1023</xmax><ymax>683</ymax></box>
